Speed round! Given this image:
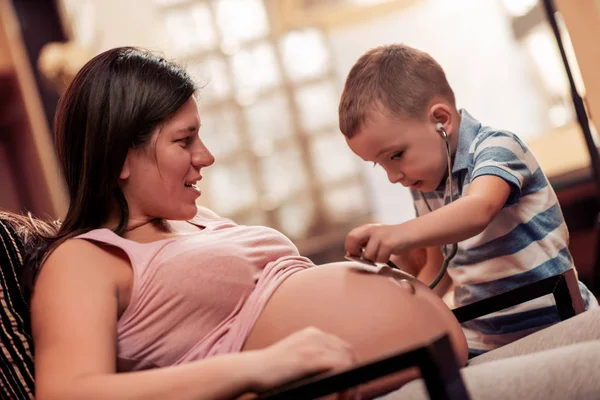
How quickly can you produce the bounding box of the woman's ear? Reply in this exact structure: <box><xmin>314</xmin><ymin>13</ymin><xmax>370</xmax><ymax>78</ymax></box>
<box><xmin>120</xmin><ymin>155</ymin><xmax>131</xmax><ymax>180</ymax></box>
<box><xmin>429</xmin><ymin>103</ymin><xmax>453</xmax><ymax>136</ymax></box>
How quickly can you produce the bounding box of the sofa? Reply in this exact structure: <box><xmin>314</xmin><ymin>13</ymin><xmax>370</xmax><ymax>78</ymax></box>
<box><xmin>0</xmin><ymin>210</ymin><xmax>591</xmax><ymax>400</ymax></box>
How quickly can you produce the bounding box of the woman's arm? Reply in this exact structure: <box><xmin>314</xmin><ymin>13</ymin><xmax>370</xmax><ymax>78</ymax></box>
<box><xmin>32</xmin><ymin>239</ymin><xmax>356</xmax><ymax>400</ymax></box>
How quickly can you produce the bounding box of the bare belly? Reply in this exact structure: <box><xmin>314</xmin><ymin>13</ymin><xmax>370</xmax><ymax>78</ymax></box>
<box><xmin>242</xmin><ymin>262</ymin><xmax>468</xmax><ymax>398</ymax></box>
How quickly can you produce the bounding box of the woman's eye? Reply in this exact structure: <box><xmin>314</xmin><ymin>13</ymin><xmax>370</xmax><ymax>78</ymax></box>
<box><xmin>178</xmin><ymin>137</ymin><xmax>193</xmax><ymax>146</ymax></box>
<box><xmin>391</xmin><ymin>152</ymin><xmax>403</xmax><ymax>160</ymax></box>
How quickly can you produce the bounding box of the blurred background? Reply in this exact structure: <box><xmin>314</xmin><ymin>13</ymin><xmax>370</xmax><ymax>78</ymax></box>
<box><xmin>1</xmin><ymin>0</ymin><xmax>600</xmax><ymax>290</ymax></box>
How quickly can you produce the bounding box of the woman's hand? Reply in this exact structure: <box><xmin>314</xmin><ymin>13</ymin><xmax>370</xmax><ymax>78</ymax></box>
<box><xmin>249</xmin><ymin>327</ymin><xmax>359</xmax><ymax>398</ymax></box>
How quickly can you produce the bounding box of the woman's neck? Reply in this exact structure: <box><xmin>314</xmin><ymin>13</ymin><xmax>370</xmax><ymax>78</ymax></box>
<box><xmin>104</xmin><ymin>206</ymin><xmax>169</xmax><ymax>235</ymax></box>
<box><xmin>124</xmin><ymin>217</ymin><xmax>164</xmax><ymax>232</ymax></box>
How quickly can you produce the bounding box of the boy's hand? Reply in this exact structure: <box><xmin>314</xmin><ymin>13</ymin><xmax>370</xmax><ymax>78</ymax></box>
<box><xmin>345</xmin><ymin>223</ymin><xmax>409</xmax><ymax>264</ymax></box>
<box><xmin>345</xmin><ymin>176</ymin><xmax>512</xmax><ymax>265</ymax></box>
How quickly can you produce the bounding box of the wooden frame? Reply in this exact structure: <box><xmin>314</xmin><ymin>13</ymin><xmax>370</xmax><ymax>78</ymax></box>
<box><xmin>258</xmin><ymin>333</ymin><xmax>470</xmax><ymax>400</ymax></box>
<box><xmin>0</xmin><ymin>0</ymin><xmax>67</xmax><ymax>218</ymax></box>
<box><xmin>452</xmin><ymin>268</ymin><xmax>585</xmax><ymax>323</ymax></box>
<box><xmin>273</xmin><ymin>0</ymin><xmax>419</xmax><ymax>32</ymax></box>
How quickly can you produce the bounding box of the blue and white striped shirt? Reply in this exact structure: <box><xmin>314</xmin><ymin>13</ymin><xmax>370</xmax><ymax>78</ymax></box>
<box><xmin>411</xmin><ymin>110</ymin><xmax>596</xmax><ymax>355</ymax></box>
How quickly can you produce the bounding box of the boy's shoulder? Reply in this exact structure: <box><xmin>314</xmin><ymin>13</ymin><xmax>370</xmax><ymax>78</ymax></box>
<box><xmin>458</xmin><ymin>110</ymin><xmax>528</xmax><ymax>154</ymax></box>
<box><xmin>467</xmin><ymin>124</ymin><xmax>537</xmax><ymax>177</ymax></box>
<box><xmin>471</xmin><ymin>125</ymin><xmax>528</xmax><ymax>154</ymax></box>
<box><xmin>454</xmin><ymin>111</ymin><xmax>534</xmax><ymax>179</ymax></box>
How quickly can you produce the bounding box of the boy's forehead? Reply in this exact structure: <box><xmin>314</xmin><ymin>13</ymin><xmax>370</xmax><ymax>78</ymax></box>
<box><xmin>347</xmin><ymin>111</ymin><xmax>430</xmax><ymax>160</ymax></box>
<box><xmin>347</xmin><ymin>122</ymin><xmax>404</xmax><ymax>160</ymax></box>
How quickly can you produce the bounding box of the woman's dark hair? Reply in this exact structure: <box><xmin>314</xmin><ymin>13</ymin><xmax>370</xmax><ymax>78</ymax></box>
<box><xmin>23</xmin><ymin>47</ymin><xmax>197</xmax><ymax>294</ymax></box>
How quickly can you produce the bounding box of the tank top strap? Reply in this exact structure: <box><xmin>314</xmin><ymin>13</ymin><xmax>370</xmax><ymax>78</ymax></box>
<box><xmin>75</xmin><ymin>228</ymin><xmax>165</xmax><ymax>272</ymax></box>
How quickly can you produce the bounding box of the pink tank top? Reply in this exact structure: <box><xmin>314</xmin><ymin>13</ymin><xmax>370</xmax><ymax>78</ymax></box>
<box><xmin>76</xmin><ymin>213</ymin><xmax>314</xmax><ymax>371</ymax></box>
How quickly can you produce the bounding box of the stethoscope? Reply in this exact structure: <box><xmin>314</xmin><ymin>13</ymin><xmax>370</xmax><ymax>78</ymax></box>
<box><xmin>384</xmin><ymin>123</ymin><xmax>458</xmax><ymax>289</ymax></box>
<box><xmin>424</xmin><ymin>123</ymin><xmax>458</xmax><ymax>288</ymax></box>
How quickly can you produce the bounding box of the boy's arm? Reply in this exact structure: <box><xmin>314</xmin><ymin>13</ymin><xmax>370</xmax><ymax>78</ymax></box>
<box><xmin>345</xmin><ymin>175</ymin><xmax>512</xmax><ymax>264</ymax></box>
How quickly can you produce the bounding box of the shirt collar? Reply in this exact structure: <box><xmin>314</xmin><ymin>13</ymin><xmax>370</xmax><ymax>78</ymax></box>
<box><xmin>452</xmin><ymin>109</ymin><xmax>481</xmax><ymax>173</ymax></box>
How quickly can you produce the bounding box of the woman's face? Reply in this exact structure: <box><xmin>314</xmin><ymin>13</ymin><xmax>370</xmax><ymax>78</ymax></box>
<box><xmin>120</xmin><ymin>96</ymin><xmax>215</xmax><ymax>221</ymax></box>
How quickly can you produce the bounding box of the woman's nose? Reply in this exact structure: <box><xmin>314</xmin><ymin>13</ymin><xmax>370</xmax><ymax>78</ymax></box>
<box><xmin>192</xmin><ymin>143</ymin><xmax>215</xmax><ymax>168</ymax></box>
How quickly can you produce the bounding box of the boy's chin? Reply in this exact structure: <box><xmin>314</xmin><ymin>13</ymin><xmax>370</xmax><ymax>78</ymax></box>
<box><xmin>417</xmin><ymin>179</ymin><xmax>443</xmax><ymax>193</ymax></box>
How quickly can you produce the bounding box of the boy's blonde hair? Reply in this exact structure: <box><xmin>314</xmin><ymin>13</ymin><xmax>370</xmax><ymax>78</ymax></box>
<box><xmin>339</xmin><ymin>44</ymin><xmax>455</xmax><ymax>138</ymax></box>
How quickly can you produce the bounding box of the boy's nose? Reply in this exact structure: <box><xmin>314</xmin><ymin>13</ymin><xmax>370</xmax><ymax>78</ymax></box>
<box><xmin>387</xmin><ymin>170</ymin><xmax>404</xmax><ymax>184</ymax></box>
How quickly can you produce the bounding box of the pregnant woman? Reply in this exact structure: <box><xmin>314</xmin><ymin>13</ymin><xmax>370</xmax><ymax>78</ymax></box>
<box><xmin>29</xmin><ymin>46</ymin><xmax>467</xmax><ymax>400</ymax></box>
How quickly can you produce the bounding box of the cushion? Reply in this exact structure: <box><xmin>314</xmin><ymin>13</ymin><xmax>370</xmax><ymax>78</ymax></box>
<box><xmin>0</xmin><ymin>212</ymin><xmax>35</xmax><ymax>399</ymax></box>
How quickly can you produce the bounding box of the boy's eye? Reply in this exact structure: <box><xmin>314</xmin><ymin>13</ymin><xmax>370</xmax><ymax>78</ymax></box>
<box><xmin>390</xmin><ymin>152</ymin><xmax>403</xmax><ymax>160</ymax></box>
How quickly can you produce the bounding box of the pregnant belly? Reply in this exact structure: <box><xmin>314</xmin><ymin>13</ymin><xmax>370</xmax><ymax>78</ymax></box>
<box><xmin>242</xmin><ymin>262</ymin><xmax>467</xmax><ymax>398</ymax></box>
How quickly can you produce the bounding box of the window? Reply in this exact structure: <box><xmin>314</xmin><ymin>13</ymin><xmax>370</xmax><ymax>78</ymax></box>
<box><xmin>155</xmin><ymin>0</ymin><xmax>371</xmax><ymax>250</ymax></box>
<box><xmin>59</xmin><ymin>0</ymin><xmax>371</xmax><ymax>254</ymax></box>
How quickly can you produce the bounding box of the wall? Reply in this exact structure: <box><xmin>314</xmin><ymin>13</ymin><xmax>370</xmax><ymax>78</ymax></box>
<box><xmin>328</xmin><ymin>0</ymin><xmax>551</xmax><ymax>224</ymax></box>
<box><xmin>58</xmin><ymin>0</ymin><xmax>553</xmax><ymax>227</ymax></box>
<box><xmin>555</xmin><ymin>0</ymin><xmax>600</xmax><ymax>129</ymax></box>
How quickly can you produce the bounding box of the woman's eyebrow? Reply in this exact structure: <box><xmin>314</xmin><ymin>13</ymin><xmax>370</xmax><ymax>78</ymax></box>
<box><xmin>175</xmin><ymin>126</ymin><xmax>198</xmax><ymax>134</ymax></box>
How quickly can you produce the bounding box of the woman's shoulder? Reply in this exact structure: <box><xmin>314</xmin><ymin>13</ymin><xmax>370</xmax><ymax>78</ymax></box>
<box><xmin>47</xmin><ymin>226</ymin><xmax>138</xmax><ymax>266</ymax></box>
<box><xmin>40</xmin><ymin>233</ymin><xmax>132</xmax><ymax>292</ymax></box>
<box><xmin>48</xmin><ymin>232</ymin><xmax>121</xmax><ymax>265</ymax></box>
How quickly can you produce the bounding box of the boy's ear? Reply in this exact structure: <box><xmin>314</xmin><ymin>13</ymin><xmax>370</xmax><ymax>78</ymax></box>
<box><xmin>120</xmin><ymin>154</ymin><xmax>131</xmax><ymax>180</ymax></box>
<box><xmin>429</xmin><ymin>103</ymin><xmax>453</xmax><ymax>136</ymax></box>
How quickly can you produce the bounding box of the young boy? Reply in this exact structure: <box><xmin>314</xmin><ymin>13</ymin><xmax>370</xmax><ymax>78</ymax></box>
<box><xmin>339</xmin><ymin>43</ymin><xmax>597</xmax><ymax>356</ymax></box>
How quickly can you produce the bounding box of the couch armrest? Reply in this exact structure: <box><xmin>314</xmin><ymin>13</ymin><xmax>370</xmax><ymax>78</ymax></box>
<box><xmin>257</xmin><ymin>333</ymin><xmax>470</xmax><ymax>400</ymax></box>
<box><xmin>452</xmin><ymin>268</ymin><xmax>585</xmax><ymax>324</ymax></box>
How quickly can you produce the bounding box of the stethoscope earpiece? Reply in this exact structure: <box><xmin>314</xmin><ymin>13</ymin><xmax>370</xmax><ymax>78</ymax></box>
<box><xmin>436</xmin><ymin>122</ymin><xmax>447</xmax><ymax>140</ymax></box>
